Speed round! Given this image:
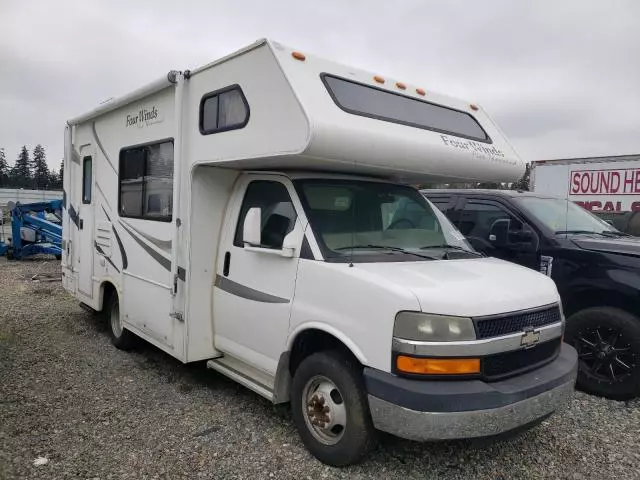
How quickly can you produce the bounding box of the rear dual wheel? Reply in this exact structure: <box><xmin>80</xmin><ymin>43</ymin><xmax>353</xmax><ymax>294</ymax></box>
<box><xmin>104</xmin><ymin>293</ymin><xmax>137</xmax><ymax>350</ymax></box>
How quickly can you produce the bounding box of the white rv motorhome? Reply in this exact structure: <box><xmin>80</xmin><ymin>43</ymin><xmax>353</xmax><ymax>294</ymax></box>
<box><xmin>63</xmin><ymin>39</ymin><xmax>578</xmax><ymax>466</ymax></box>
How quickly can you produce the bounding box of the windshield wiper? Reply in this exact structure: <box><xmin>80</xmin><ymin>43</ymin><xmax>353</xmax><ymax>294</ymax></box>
<box><xmin>334</xmin><ymin>244</ymin><xmax>436</xmax><ymax>260</ymax></box>
<box><xmin>555</xmin><ymin>229</ymin><xmax>629</xmax><ymax>237</ymax></box>
<box><xmin>420</xmin><ymin>244</ymin><xmax>484</xmax><ymax>257</ymax></box>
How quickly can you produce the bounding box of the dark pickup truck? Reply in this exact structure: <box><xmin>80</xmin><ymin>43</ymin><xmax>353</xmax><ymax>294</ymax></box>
<box><xmin>422</xmin><ymin>189</ymin><xmax>640</xmax><ymax>400</ymax></box>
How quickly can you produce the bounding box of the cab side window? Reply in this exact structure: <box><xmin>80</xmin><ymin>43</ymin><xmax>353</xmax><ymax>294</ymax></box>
<box><xmin>459</xmin><ymin>201</ymin><xmax>521</xmax><ymax>238</ymax></box>
<box><xmin>460</xmin><ymin>200</ymin><xmax>535</xmax><ymax>251</ymax></box>
<box><xmin>234</xmin><ymin>181</ymin><xmax>297</xmax><ymax>249</ymax></box>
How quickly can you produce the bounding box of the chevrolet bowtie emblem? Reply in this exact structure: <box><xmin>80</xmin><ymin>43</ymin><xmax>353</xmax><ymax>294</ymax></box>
<box><xmin>521</xmin><ymin>328</ymin><xmax>540</xmax><ymax>347</ymax></box>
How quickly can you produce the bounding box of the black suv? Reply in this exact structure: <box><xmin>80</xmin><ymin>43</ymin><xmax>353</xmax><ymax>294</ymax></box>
<box><xmin>423</xmin><ymin>189</ymin><xmax>640</xmax><ymax>400</ymax></box>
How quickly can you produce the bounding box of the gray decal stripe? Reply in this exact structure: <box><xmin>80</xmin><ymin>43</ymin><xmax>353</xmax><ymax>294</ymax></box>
<box><xmin>94</xmin><ymin>242</ymin><xmax>121</xmax><ymax>273</ymax></box>
<box><xmin>68</xmin><ymin>204</ymin><xmax>79</xmax><ymax>228</ymax></box>
<box><xmin>214</xmin><ymin>275</ymin><xmax>289</xmax><ymax>304</ymax></box>
<box><xmin>101</xmin><ymin>206</ymin><xmax>128</xmax><ymax>270</ymax></box>
<box><xmin>91</xmin><ymin>121</ymin><xmax>117</xmax><ymax>175</ymax></box>
<box><xmin>119</xmin><ymin>221</ymin><xmax>171</xmax><ymax>271</ymax></box>
<box><xmin>120</xmin><ymin>220</ymin><xmax>172</xmax><ymax>251</ymax></box>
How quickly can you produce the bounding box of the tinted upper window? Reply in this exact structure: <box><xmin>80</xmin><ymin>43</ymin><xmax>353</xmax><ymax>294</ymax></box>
<box><xmin>322</xmin><ymin>75</ymin><xmax>489</xmax><ymax>142</ymax></box>
<box><xmin>119</xmin><ymin>140</ymin><xmax>174</xmax><ymax>221</ymax></box>
<box><xmin>82</xmin><ymin>156</ymin><xmax>92</xmax><ymax>204</ymax></box>
<box><xmin>234</xmin><ymin>181</ymin><xmax>297</xmax><ymax>249</ymax></box>
<box><xmin>200</xmin><ymin>85</ymin><xmax>249</xmax><ymax>135</ymax></box>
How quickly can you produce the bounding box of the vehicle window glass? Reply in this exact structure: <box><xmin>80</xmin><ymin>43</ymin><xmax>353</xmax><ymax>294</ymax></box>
<box><xmin>82</xmin><ymin>156</ymin><xmax>92</xmax><ymax>204</ymax></box>
<box><xmin>460</xmin><ymin>201</ymin><xmax>523</xmax><ymax>238</ymax></box>
<box><xmin>294</xmin><ymin>179</ymin><xmax>474</xmax><ymax>262</ymax></box>
<box><xmin>515</xmin><ymin>197</ymin><xmax>616</xmax><ymax>235</ymax></box>
<box><xmin>427</xmin><ymin>197</ymin><xmax>451</xmax><ymax>213</ymax></box>
<box><xmin>234</xmin><ymin>181</ymin><xmax>297</xmax><ymax>249</ymax></box>
<box><xmin>200</xmin><ymin>86</ymin><xmax>249</xmax><ymax>134</ymax></box>
<box><xmin>119</xmin><ymin>140</ymin><xmax>173</xmax><ymax>221</ymax></box>
<box><xmin>322</xmin><ymin>75</ymin><xmax>489</xmax><ymax>142</ymax></box>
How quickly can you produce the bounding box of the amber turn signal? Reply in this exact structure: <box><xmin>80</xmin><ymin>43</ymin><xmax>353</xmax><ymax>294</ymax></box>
<box><xmin>396</xmin><ymin>356</ymin><xmax>480</xmax><ymax>375</ymax></box>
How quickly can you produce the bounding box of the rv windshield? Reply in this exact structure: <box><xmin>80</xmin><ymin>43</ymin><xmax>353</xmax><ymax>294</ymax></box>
<box><xmin>294</xmin><ymin>179</ymin><xmax>476</xmax><ymax>262</ymax></box>
<box><xmin>514</xmin><ymin>197</ymin><xmax>620</xmax><ymax>236</ymax></box>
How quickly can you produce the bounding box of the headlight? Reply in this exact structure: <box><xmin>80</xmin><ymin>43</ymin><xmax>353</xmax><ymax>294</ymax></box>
<box><xmin>393</xmin><ymin>312</ymin><xmax>476</xmax><ymax>342</ymax></box>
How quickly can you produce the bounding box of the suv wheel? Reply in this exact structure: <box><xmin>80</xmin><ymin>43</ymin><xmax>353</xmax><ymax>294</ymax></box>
<box><xmin>565</xmin><ymin>307</ymin><xmax>640</xmax><ymax>400</ymax></box>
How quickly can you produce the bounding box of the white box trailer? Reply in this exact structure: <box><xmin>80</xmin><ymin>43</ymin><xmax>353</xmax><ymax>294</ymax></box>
<box><xmin>63</xmin><ymin>39</ymin><xmax>577</xmax><ymax>466</ymax></box>
<box><xmin>531</xmin><ymin>154</ymin><xmax>640</xmax><ymax>213</ymax></box>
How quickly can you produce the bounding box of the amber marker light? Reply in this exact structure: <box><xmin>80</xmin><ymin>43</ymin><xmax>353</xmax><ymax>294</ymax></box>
<box><xmin>292</xmin><ymin>51</ymin><xmax>306</xmax><ymax>61</ymax></box>
<box><xmin>396</xmin><ymin>356</ymin><xmax>481</xmax><ymax>375</ymax></box>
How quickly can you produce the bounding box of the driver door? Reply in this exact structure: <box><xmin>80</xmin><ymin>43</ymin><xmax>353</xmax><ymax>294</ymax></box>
<box><xmin>457</xmin><ymin>198</ymin><xmax>539</xmax><ymax>270</ymax></box>
<box><xmin>213</xmin><ymin>177</ymin><xmax>303</xmax><ymax>375</ymax></box>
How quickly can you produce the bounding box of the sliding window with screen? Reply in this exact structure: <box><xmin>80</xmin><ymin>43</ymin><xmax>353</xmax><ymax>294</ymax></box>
<box><xmin>321</xmin><ymin>74</ymin><xmax>490</xmax><ymax>143</ymax></box>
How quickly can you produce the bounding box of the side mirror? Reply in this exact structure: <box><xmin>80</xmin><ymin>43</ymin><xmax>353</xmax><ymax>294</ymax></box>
<box><xmin>243</xmin><ymin>207</ymin><xmax>261</xmax><ymax>247</ymax></box>
<box><xmin>489</xmin><ymin>219</ymin><xmax>510</xmax><ymax>247</ymax></box>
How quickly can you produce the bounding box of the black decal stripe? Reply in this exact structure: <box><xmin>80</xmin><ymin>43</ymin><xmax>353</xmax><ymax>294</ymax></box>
<box><xmin>68</xmin><ymin>204</ymin><xmax>79</xmax><ymax>228</ymax></box>
<box><xmin>214</xmin><ymin>275</ymin><xmax>289</xmax><ymax>304</ymax></box>
<box><xmin>178</xmin><ymin>267</ymin><xmax>186</xmax><ymax>281</ymax></box>
<box><xmin>112</xmin><ymin>227</ymin><xmax>128</xmax><ymax>270</ymax></box>
<box><xmin>92</xmin><ymin>121</ymin><xmax>117</xmax><ymax>174</ymax></box>
<box><xmin>101</xmin><ymin>205</ymin><xmax>111</xmax><ymax>222</ymax></box>
<box><xmin>101</xmin><ymin>206</ymin><xmax>128</xmax><ymax>270</ymax></box>
<box><xmin>94</xmin><ymin>242</ymin><xmax>121</xmax><ymax>273</ymax></box>
<box><xmin>95</xmin><ymin>182</ymin><xmax>113</xmax><ymax>212</ymax></box>
<box><xmin>121</xmin><ymin>220</ymin><xmax>171</xmax><ymax>251</ymax></box>
<box><xmin>119</xmin><ymin>221</ymin><xmax>171</xmax><ymax>271</ymax></box>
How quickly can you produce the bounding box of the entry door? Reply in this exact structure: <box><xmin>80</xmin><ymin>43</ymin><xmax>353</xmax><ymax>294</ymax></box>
<box><xmin>213</xmin><ymin>178</ymin><xmax>301</xmax><ymax>374</ymax></box>
<box><xmin>77</xmin><ymin>148</ymin><xmax>94</xmax><ymax>297</ymax></box>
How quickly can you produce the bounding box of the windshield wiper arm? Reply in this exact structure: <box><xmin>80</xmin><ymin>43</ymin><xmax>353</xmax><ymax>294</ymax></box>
<box><xmin>334</xmin><ymin>244</ymin><xmax>436</xmax><ymax>260</ymax></box>
<box><xmin>420</xmin><ymin>244</ymin><xmax>484</xmax><ymax>257</ymax></box>
<box><xmin>555</xmin><ymin>230</ymin><xmax>626</xmax><ymax>237</ymax></box>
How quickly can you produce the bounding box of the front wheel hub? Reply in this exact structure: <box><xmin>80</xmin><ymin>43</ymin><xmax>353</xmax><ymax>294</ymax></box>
<box><xmin>302</xmin><ymin>376</ymin><xmax>347</xmax><ymax>445</ymax></box>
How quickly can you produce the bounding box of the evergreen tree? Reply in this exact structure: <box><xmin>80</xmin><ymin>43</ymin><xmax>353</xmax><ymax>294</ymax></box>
<box><xmin>511</xmin><ymin>163</ymin><xmax>531</xmax><ymax>191</ymax></box>
<box><xmin>0</xmin><ymin>148</ymin><xmax>8</xmax><ymax>187</ymax></box>
<box><xmin>32</xmin><ymin>144</ymin><xmax>50</xmax><ymax>189</ymax></box>
<box><xmin>59</xmin><ymin>159</ymin><xmax>64</xmax><ymax>188</ymax></box>
<box><xmin>10</xmin><ymin>146</ymin><xmax>31</xmax><ymax>188</ymax></box>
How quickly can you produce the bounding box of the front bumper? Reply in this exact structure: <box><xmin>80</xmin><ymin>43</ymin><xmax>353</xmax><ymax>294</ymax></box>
<box><xmin>365</xmin><ymin>344</ymin><xmax>578</xmax><ymax>441</ymax></box>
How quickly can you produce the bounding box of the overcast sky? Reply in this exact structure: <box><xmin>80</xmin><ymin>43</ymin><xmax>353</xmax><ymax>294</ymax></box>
<box><xmin>1</xmin><ymin>0</ymin><xmax>639</xmax><ymax>169</ymax></box>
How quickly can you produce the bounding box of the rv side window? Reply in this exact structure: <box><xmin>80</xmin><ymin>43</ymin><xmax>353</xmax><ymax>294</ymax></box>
<box><xmin>233</xmin><ymin>181</ymin><xmax>297</xmax><ymax>250</ymax></box>
<box><xmin>200</xmin><ymin>85</ymin><xmax>250</xmax><ymax>135</ymax></box>
<box><xmin>82</xmin><ymin>156</ymin><xmax>92</xmax><ymax>204</ymax></box>
<box><xmin>119</xmin><ymin>140</ymin><xmax>174</xmax><ymax>221</ymax></box>
<box><xmin>321</xmin><ymin>74</ymin><xmax>490</xmax><ymax>142</ymax></box>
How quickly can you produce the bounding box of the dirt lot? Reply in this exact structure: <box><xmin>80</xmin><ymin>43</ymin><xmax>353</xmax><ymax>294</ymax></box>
<box><xmin>1</xmin><ymin>258</ymin><xmax>639</xmax><ymax>479</ymax></box>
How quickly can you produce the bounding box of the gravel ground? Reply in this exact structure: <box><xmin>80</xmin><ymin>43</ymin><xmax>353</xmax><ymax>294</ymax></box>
<box><xmin>1</xmin><ymin>258</ymin><xmax>639</xmax><ymax>480</ymax></box>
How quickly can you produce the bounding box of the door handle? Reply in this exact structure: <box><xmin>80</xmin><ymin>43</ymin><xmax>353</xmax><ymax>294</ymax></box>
<box><xmin>223</xmin><ymin>251</ymin><xmax>231</xmax><ymax>276</ymax></box>
<box><xmin>79</xmin><ymin>219</ymin><xmax>84</xmax><ymax>230</ymax></box>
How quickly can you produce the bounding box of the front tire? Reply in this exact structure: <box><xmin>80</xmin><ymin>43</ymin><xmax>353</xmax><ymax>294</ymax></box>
<box><xmin>565</xmin><ymin>307</ymin><xmax>640</xmax><ymax>400</ymax></box>
<box><xmin>104</xmin><ymin>293</ymin><xmax>137</xmax><ymax>351</ymax></box>
<box><xmin>291</xmin><ymin>351</ymin><xmax>375</xmax><ymax>467</ymax></box>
